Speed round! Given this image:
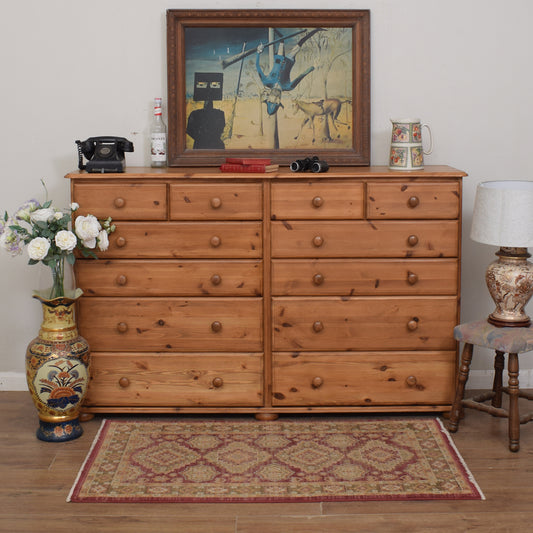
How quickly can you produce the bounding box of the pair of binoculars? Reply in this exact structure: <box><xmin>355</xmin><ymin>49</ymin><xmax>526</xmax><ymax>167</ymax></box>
<box><xmin>290</xmin><ymin>156</ymin><xmax>329</xmax><ymax>173</ymax></box>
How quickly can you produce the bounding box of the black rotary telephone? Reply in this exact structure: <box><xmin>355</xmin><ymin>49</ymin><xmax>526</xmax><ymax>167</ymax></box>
<box><xmin>76</xmin><ymin>136</ymin><xmax>134</xmax><ymax>173</ymax></box>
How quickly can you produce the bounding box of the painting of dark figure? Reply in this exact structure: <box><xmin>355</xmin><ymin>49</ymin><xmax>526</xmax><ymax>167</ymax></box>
<box><xmin>167</xmin><ymin>9</ymin><xmax>370</xmax><ymax>166</ymax></box>
<box><xmin>183</xmin><ymin>24</ymin><xmax>353</xmax><ymax>151</ymax></box>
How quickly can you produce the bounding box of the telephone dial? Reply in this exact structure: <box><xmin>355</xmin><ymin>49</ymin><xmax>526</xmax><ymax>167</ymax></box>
<box><xmin>76</xmin><ymin>136</ymin><xmax>134</xmax><ymax>173</ymax></box>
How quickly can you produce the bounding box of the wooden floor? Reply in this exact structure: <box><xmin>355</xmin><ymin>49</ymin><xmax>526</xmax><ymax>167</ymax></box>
<box><xmin>1</xmin><ymin>392</ymin><xmax>533</xmax><ymax>533</ymax></box>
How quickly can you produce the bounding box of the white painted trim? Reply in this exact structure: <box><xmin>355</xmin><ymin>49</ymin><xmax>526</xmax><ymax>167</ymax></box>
<box><xmin>0</xmin><ymin>372</ymin><xmax>28</xmax><ymax>391</ymax></box>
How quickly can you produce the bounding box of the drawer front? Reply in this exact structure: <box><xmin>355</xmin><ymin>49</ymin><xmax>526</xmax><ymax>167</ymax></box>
<box><xmin>367</xmin><ymin>181</ymin><xmax>460</xmax><ymax>219</ymax></box>
<box><xmin>101</xmin><ymin>222</ymin><xmax>262</xmax><ymax>258</ymax></box>
<box><xmin>76</xmin><ymin>259</ymin><xmax>262</xmax><ymax>297</ymax></box>
<box><xmin>272</xmin><ymin>351</ymin><xmax>455</xmax><ymax>406</ymax></box>
<box><xmin>271</xmin><ymin>181</ymin><xmax>364</xmax><ymax>219</ymax></box>
<box><xmin>72</xmin><ymin>182</ymin><xmax>167</xmax><ymax>220</ymax></box>
<box><xmin>78</xmin><ymin>297</ymin><xmax>263</xmax><ymax>351</ymax></box>
<box><xmin>272</xmin><ymin>259</ymin><xmax>458</xmax><ymax>296</ymax></box>
<box><xmin>85</xmin><ymin>353</ymin><xmax>263</xmax><ymax>407</ymax></box>
<box><xmin>170</xmin><ymin>183</ymin><xmax>263</xmax><ymax>220</ymax></box>
<box><xmin>272</xmin><ymin>296</ymin><xmax>457</xmax><ymax>351</ymax></box>
<box><xmin>271</xmin><ymin>221</ymin><xmax>458</xmax><ymax>258</ymax></box>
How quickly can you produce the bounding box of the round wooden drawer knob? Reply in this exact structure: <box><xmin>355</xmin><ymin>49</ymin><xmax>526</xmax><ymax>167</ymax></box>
<box><xmin>312</xmin><ymin>320</ymin><xmax>324</xmax><ymax>333</ymax></box>
<box><xmin>114</xmin><ymin>197</ymin><xmax>126</xmax><ymax>208</ymax></box>
<box><xmin>210</xmin><ymin>274</ymin><xmax>222</xmax><ymax>286</ymax></box>
<box><xmin>407</xmin><ymin>196</ymin><xmax>420</xmax><ymax>208</ymax></box>
<box><xmin>116</xmin><ymin>322</ymin><xmax>129</xmax><ymax>333</ymax></box>
<box><xmin>406</xmin><ymin>375</ymin><xmax>417</xmax><ymax>387</ymax></box>
<box><xmin>312</xmin><ymin>273</ymin><xmax>325</xmax><ymax>286</ymax></box>
<box><xmin>407</xmin><ymin>272</ymin><xmax>419</xmax><ymax>285</ymax></box>
<box><xmin>116</xmin><ymin>236</ymin><xmax>127</xmax><ymax>248</ymax></box>
<box><xmin>211</xmin><ymin>321</ymin><xmax>223</xmax><ymax>333</ymax></box>
<box><xmin>212</xmin><ymin>377</ymin><xmax>224</xmax><ymax>388</ymax></box>
<box><xmin>407</xmin><ymin>318</ymin><xmax>419</xmax><ymax>331</ymax></box>
<box><xmin>116</xmin><ymin>274</ymin><xmax>128</xmax><ymax>286</ymax></box>
<box><xmin>312</xmin><ymin>235</ymin><xmax>324</xmax><ymax>248</ymax></box>
<box><xmin>210</xmin><ymin>197</ymin><xmax>222</xmax><ymax>209</ymax></box>
<box><xmin>118</xmin><ymin>377</ymin><xmax>130</xmax><ymax>388</ymax></box>
<box><xmin>311</xmin><ymin>376</ymin><xmax>323</xmax><ymax>389</ymax></box>
<box><xmin>312</xmin><ymin>196</ymin><xmax>324</xmax><ymax>208</ymax></box>
<box><xmin>407</xmin><ymin>235</ymin><xmax>419</xmax><ymax>247</ymax></box>
<box><xmin>210</xmin><ymin>235</ymin><xmax>221</xmax><ymax>248</ymax></box>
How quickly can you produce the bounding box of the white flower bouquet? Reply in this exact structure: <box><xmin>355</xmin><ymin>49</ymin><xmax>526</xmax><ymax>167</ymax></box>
<box><xmin>1</xmin><ymin>183</ymin><xmax>115</xmax><ymax>299</ymax></box>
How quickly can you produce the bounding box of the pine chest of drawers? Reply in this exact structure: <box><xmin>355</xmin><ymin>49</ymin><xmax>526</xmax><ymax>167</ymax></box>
<box><xmin>67</xmin><ymin>165</ymin><xmax>466</xmax><ymax>418</ymax></box>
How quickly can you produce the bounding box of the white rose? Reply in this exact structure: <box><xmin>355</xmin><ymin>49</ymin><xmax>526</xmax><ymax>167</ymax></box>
<box><xmin>30</xmin><ymin>208</ymin><xmax>55</xmax><ymax>223</ymax></box>
<box><xmin>55</xmin><ymin>230</ymin><xmax>77</xmax><ymax>251</ymax></box>
<box><xmin>71</xmin><ymin>202</ymin><xmax>79</xmax><ymax>211</ymax></box>
<box><xmin>82</xmin><ymin>237</ymin><xmax>97</xmax><ymax>249</ymax></box>
<box><xmin>96</xmin><ymin>230</ymin><xmax>109</xmax><ymax>251</ymax></box>
<box><xmin>27</xmin><ymin>237</ymin><xmax>50</xmax><ymax>260</ymax></box>
<box><xmin>75</xmin><ymin>215</ymin><xmax>101</xmax><ymax>242</ymax></box>
<box><xmin>53</xmin><ymin>211</ymin><xmax>63</xmax><ymax>220</ymax></box>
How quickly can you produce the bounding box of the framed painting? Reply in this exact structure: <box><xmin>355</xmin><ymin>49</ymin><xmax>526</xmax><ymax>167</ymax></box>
<box><xmin>167</xmin><ymin>10</ymin><xmax>370</xmax><ymax>166</ymax></box>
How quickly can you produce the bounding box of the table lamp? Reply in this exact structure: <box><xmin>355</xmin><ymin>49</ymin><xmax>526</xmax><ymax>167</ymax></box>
<box><xmin>470</xmin><ymin>180</ymin><xmax>533</xmax><ymax>327</ymax></box>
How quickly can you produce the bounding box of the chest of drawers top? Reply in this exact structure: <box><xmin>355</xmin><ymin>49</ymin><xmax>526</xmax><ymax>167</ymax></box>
<box><xmin>66</xmin><ymin>165</ymin><xmax>466</xmax><ymax>221</ymax></box>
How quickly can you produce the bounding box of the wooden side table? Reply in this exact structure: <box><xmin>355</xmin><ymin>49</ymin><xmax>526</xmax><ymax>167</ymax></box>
<box><xmin>448</xmin><ymin>320</ymin><xmax>533</xmax><ymax>451</ymax></box>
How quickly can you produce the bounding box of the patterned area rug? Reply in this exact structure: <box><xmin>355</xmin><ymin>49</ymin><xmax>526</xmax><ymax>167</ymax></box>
<box><xmin>68</xmin><ymin>417</ymin><xmax>484</xmax><ymax>503</ymax></box>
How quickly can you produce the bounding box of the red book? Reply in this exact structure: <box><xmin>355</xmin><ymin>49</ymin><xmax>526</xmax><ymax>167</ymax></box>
<box><xmin>220</xmin><ymin>163</ymin><xmax>279</xmax><ymax>173</ymax></box>
<box><xmin>225</xmin><ymin>157</ymin><xmax>272</xmax><ymax>165</ymax></box>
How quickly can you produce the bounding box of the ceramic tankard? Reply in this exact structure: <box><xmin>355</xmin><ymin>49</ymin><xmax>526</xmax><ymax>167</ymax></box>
<box><xmin>389</xmin><ymin>118</ymin><xmax>433</xmax><ymax>170</ymax></box>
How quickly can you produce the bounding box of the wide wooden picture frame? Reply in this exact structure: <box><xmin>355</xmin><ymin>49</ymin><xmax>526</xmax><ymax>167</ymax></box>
<box><xmin>167</xmin><ymin>9</ymin><xmax>370</xmax><ymax>166</ymax></box>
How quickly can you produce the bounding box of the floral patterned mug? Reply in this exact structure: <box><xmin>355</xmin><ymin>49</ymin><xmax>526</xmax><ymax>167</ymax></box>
<box><xmin>389</xmin><ymin>118</ymin><xmax>433</xmax><ymax>170</ymax></box>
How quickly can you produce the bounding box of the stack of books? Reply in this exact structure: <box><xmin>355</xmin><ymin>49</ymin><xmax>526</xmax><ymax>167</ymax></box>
<box><xmin>220</xmin><ymin>158</ymin><xmax>279</xmax><ymax>173</ymax></box>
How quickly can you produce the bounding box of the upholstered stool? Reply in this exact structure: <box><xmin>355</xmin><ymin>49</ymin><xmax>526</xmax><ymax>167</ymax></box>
<box><xmin>448</xmin><ymin>320</ymin><xmax>533</xmax><ymax>451</ymax></box>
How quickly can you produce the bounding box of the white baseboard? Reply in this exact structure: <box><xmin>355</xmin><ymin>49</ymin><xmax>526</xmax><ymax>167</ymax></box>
<box><xmin>0</xmin><ymin>372</ymin><xmax>28</xmax><ymax>391</ymax></box>
<box><xmin>2</xmin><ymin>370</ymin><xmax>531</xmax><ymax>393</ymax></box>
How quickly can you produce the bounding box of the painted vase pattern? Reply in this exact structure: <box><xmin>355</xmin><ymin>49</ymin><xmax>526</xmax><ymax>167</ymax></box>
<box><xmin>26</xmin><ymin>290</ymin><xmax>90</xmax><ymax>441</ymax></box>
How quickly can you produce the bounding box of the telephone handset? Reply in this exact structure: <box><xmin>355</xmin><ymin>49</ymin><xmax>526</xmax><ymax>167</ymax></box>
<box><xmin>76</xmin><ymin>136</ymin><xmax>134</xmax><ymax>173</ymax></box>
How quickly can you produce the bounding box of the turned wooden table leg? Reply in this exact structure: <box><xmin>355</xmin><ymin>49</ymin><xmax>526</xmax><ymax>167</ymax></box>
<box><xmin>449</xmin><ymin>343</ymin><xmax>473</xmax><ymax>433</ymax></box>
<box><xmin>492</xmin><ymin>350</ymin><xmax>505</xmax><ymax>409</ymax></box>
<box><xmin>508</xmin><ymin>352</ymin><xmax>520</xmax><ymax>452</ymax></box>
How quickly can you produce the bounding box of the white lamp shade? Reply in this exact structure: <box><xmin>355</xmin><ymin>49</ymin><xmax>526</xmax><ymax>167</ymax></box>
<box><xmin>470</xmin><ymin>180</ymin><xmax>533</xmax><ymax>247</ymax></box>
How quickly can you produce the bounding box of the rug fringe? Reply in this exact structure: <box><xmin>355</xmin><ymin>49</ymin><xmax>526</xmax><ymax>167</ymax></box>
<box><xmin>435</xmin><ymin>418</ymin><xmax>485</xmax><ymax>500</ymax></box>
<box><xmin>67</xmin><ymin>418</ymin><xmax>108</xmax><ymax>503</ymax></box>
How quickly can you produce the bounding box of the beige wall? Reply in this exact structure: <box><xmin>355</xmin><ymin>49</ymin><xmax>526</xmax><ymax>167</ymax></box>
<box><xmin>1</xmin><ymin>0</ymin><xmax>532</xmax><ymax>389</ymax></box>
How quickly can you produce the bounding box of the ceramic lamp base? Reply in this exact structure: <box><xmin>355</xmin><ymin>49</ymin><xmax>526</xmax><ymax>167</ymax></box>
<box><xmin>486</xmin><ymin>247</ymin><xmax>533</xmax><ymax>328</ymax></box>
<box><xmin>36</xmin><ymin>417</ymin><xmax>83</xmax><ymax>442</ymax></box>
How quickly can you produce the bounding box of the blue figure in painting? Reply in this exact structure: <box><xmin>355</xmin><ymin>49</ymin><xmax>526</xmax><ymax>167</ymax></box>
<box><xmin>256</xmin><ymin>28</ymin><xmax>323</xmax><ymax>115</ymax></box>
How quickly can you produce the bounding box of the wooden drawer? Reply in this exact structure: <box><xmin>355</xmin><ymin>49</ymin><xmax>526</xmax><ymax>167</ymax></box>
<box><xmin>170</xmin><ymin>183</ymin><xmax>262</xmax><ymax>220</ymax></box>
<box><xmin>72</xmin><ymin>182</ymin><xmax>167</xmax><ymax>220</ymax></box>
<box><xmin>271</xmin><ymin>220</ymin><xmax>458</xmax><ymax>258</ymax></box>
<box><xmin>366</xmin><ymin>181</ymin><xmax>460</xmax><ymax>219</ymax></box>
<box><xmin>100</xmin><ymin>222</ymin><xmax>262</xmax><ymax>258</ymax></box>
<box><xmin>272</xmin><ymin>296</ymin><xmax>457</xmax><ymax>351</ymax></box>
<box><xmin>271</xmin><ymin>181</ymin><xmax>364</xmax><ymax>219</ymax></box>
<box><xmin>272</xmin><ymin>259</ymin><xmax>458</xmax><ymax>295</ymax></box>
<box><xmin>85</xmin><ymin>352</ymin><xmax>263</xmax><ymax>407</ymax></box>
<box><xmin>272</xmin><ymin>351</ymin><xmax>455</xmax><ymax>406</ymax></box>
<box><xmin>78</xmin><ymin>297</ymin><xmax>263</xmax><ymax>352</ymax></box>
<box><xmin>76</xmin><ymin>259</ymin><xmax>262</xmax><ymax>297</ymax></box>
